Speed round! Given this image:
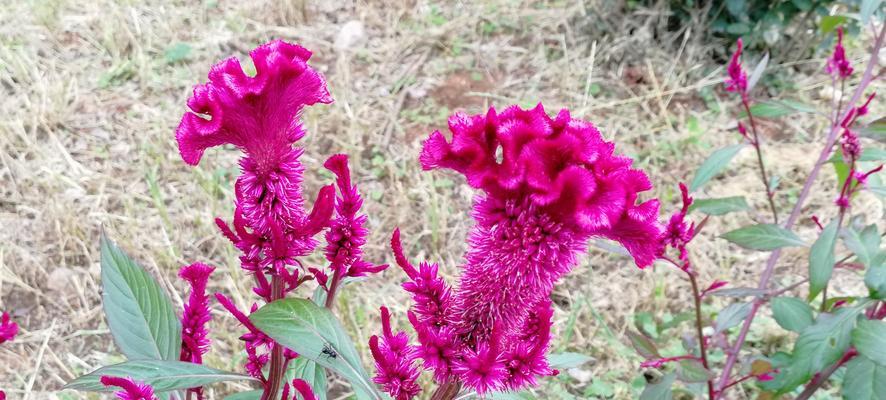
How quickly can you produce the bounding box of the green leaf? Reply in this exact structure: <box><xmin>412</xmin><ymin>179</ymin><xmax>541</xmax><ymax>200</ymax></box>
<box><xmin>820</xmin><ymin>15</ymin><xmax>848</xmax><ymax>33</ymax></box>
<box><xmin>746</xmin><ymin>53</ymin><xmax>769</xmax><ymax>92</ymax></box>
<box><xmin>640</xmin><ymin>372</ymin><xmax>676</xmax><ymax>400</ymax></box>
<box><xmin>715</xmin><ymin>302</ymin><xmax>752</xmax><ymax>333</ymax></box>
<box><xmin>224</xmin><ymin>391</ymin><xmax>262</xmax><ymax>400</ymax></box>
<box><xmin>860</xmin><ymin>0</ymin><xmax>883</xmax><ymax>25</ymax></box>
<box><xmin>762</xmin><ymin>306</ymin><xmax>863</xmax><ymax>394</ymax></box>
<box><xmin>548</xmin><ymin>352</ymin><xmax>594</xmax><ymax>369</ymax></box>
<box><xmin>64</xmin><ymin>360</ymin><xmax>254</xmax><ymax>392</ymax></box>
<box><xmin>707</xmin><ymin>287</ymin><xmax>768</xmax><ymax>298</ymax></box>
<box><xmin>676</xmin><ymin>359</ymin><xmax>713</xmax><ymax>383</ymax></box>
<box><xmin>688</xmin><ymin>196</ymin><xmax>749</xmax><ymax>216</ymax></box>
<box><xmin>771</xmin><ymin>297</ymin><xmax>814</xmax><ymax>333</ymax></box>
<box><xmin>843</xmin><ymin>224</ymin><xmax>883</xmax><ymax>268</ymax></box>
<box><xmin>852</xmin><ymin>320</ymin><xmax>886</xmax><ymax>366</ymax></box>
<box><xmin>721</xmin><ymin>224</ymin><xmax>806</xmax><ymax>251</ymax></box>
<box><xmin>164</xmin><ymin>42</ymin><xmax>192</xmax><ymax>64</ymax></box>
<box><xmin>726</xmin><ymin>22</ymin><xmax>750</xmax><ymax>35</ymax></box>
<box><xmin>842</xmin><ymin>356</ymin><xmax>886</xmax><ymax>400</ymax></box>
<box><xmin>249</xmin><ymin>299</ymin><xmax>381</xmax><ymax>400</ymax></box>
<box><xmin>627</xmin><ymin>331</ymin><xmax>660</xmax><ymax>359</ymax></box>
<box><xmin>100</xmin><ymin>234</ymin><xmax>180</xmax><ymax>361</ymax></box>
<box><xmin>287</xmin><ymin>356</ymin><xmax>328</xmax><ymax>400</ymax></box>
<box><xmin>809</xmin><ymin>220</ymin><xmax>839</xmax><ymax>300</ymax></box>
<box><xmin>866</xmin><ymin>257</ymin><xmax>886</xmax><ymax>299</ymax></box>
<box><xmin>742</xmin><ymin>100</ymin><xmax>816</xmax><ymax>118</ymax></box>
<box><xmin>689</xmin><ymin>144</ymin><xmax>745</xmax><ymax>192</ymax></box>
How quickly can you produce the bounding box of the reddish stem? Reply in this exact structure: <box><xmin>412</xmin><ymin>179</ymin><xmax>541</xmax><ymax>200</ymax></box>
<box><xmin>263</xmin><ymin>276</ymin><xmax>285</xmax><ymax>400</ymax></box>
<box><xmin>688</xmin><ymin>272</ymin><xmax>715</xmax><ymax>399</ymax></box>
<box><xmin>741</xmin><ymin>95</ymin><xmax>779</xmax><ymax>224</ymax></box>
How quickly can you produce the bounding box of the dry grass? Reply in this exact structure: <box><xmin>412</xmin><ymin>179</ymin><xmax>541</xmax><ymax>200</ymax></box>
<box><xmin>1</xmin><ymin>1</ymin><xmax>883</xmax><ymax>399</ymax></box>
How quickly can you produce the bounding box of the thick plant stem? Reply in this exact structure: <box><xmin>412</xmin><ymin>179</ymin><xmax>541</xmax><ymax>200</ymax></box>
<box><xmin>324</xmin><ymin>268</ymin><xmax>343</xmax><ymax>310</ymax></box>
<box><xmin>714</xmin><ymin>24</ymin><xmax>886</xmax><ymax>398</ymax></box>
<box><xmin>688</xmin><ymin>272</ymin><xmax>715</xmax><ymax>399</ymax></box>
<box><xmin>264</xmin><ymin>276</ymin><xmax>285</xmax><ymax>400</ymax></box>
<box><xmin>741</xmin><ymin>96</ymin><xmax>779</xmax><ymax>224</ymax></box>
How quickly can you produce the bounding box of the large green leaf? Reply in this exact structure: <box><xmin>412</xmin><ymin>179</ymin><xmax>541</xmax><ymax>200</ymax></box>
<box><xmin>721</xmin><ymin>224</ymin><xmax>806</xmax><ymax>251</ymax></box>
<box><xmin>715</xmin><ymin>302</ymin><xmax>752</xmax><ymax>333</ymax></box>
<box><xmin>843</xmin><ymin>224</ymin><xmax>882</xmax><ymax>268</ymax></box>
<box><xmin>689</xmin><ymin>144</ymin><xmax>745</xmax><ymax>192</ymax></box>
<box><xmin>250</xmin><ymin>299</ymin><xmax>381</xmax><ymax>400</ymax></box>
<box><xmin>866</xmin><ymin>258</ymin><xmax>886</xmax><ymax>300</ymax></box>
<box><xmin>852</xmin><ymin>320</ymin><xmax>886</xmax><ymax>366</ymax></box>
<box><xmin>640</xmin><ymin>372</ymin><xmax>675</xmax><ymax>400</ymax></box>
<box><xmin>763</xmin><ymin>306</ymin><xmax>863</xmax><ymax>394</ymax></box>
<box><xmin>286</xmin><ymin>356</ymin><xmax>328</xmax><ymax>400</ymax></box>
<box><xmin>842</xmin><ymin>356</ymin><xmax>886</xmax><ymax>400</ymax></box>
<box><xmin>64</xmin><ymin>360</ymin><xmax>254</xmax><ymax>392</ymax></box>
<box><xmin>771</xmin><ymin>297</ymin><xmax>814</xmax><ymax>333</ymax></box>
<box><xmin>547</xmin><ymin>352</ymin><xmax>594</xmax><ymax>369</ymax></box>
<box><xmin>742</xmin><ymin>100</ymin><xmax>816</xmax><ymax>118</ymax></box>
<box><xmin>687</xmin><ymin>196</ymin><xmax>749</xmax><ymax>216</ymax></box>
<box><xmin>101</xmin><ymin>234</ymin><xmax>180</xmax><ymax>361</ymax></box>
<box><xmin>809</xmin><ymin>220</ymin><xmax>839</xmax><ymax>300</ymax></box>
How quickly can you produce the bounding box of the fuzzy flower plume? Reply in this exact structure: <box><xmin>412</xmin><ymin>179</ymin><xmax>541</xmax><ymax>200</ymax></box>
<box><xmin>374</xmin><ymin>104</ymin><xmax>662</xmax><ymax>394</ymax></box>
<box><xmin>0</xmin><ymin>312</ymin><xmax>17</xmax><ymax>344</ymax></box>
<box><xmin>827</xmin><ymin>27</ymin><xmax>853</xmax><ymax>79</ymax></box>
<box><xmin>725</xmin><ymin>38</ymin><xmax>748</xmax><ymax>94</ymax></box>
<box><xmin>100</xmin><ymin>376</ymin><xmax>158</xmax><ymax>400</ymax></box>
<box><xmin>369</xmin><ymin>306</ymin><xmax>421</xmax><ymax>400</ymax></box>
<box><xmin>179</xmin><ymin>263</ymin><xmax>215</xmax><ymax>364</ymax></box>
<box><xmin>315</xmin><ymin>154</ymin><xmax>388</xmax><ymax>292</ymax></box>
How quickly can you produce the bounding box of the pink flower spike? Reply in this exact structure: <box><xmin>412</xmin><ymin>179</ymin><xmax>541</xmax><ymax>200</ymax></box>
<box><xmin>289</xmin><ymin>379</ymin><xmax>317</xmax><ymax>400</ymax></box>
<box><xmin>858</xmin><ymin>92</ymin><xmax>876</xmax><ymax>116</ymax></box>
<box><xmin>100</xmin><ymin>376</ymin><xmax>158</xmax><ymax>400</ymax></box>
<box><xmin>175</xmin><ymin>40</ymin><xmax>332</xmax><ymax>167</ymax></box>
<box><xmin>826</xmin><ymin>27</ymin><xmax>854</xmax><ymax>79</ymax></box>
<box><xmin>453</xmin><ymin>342</ymin><xmax>507</xmax><ymax>394</ymax></box>
<box><xmin>0</xmin><ymin>312</ymin><xmax>18</xmax><ymax>344</ymax></box>
<box><xmin>369</xmin><ymin>306</ymin><xmax>421</xmax><ymax>400</ymax></box>
<box><xmin>179</xmin><ymin>263</ymin><xmax>215</xmax><ymax>365</ymax></box>
<box><xmin>725</xmin><ymin>38</ymin><xmax>748</xmax><ymax>94</ymax></box>
<box><xmin>391</xmin><ymin>228</ymin><xmax>418</xmax><ymax>279</ymax></box>
<box><xmin>737</xmin><ymin>122</ymin><xmax>750</xmax><ymax>142</ymax></box>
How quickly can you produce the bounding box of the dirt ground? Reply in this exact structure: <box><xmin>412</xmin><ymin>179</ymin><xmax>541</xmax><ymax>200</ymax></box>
<box><xmin>1</xmin><ymin>1</ymin><xmax>883</xmax><ymax>399</ymax></box>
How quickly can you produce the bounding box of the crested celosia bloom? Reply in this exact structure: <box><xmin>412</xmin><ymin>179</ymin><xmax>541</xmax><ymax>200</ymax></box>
<box><xmin>176</xmin><ymin>39</ymin><xmax>334</xmax><ymax>395</ymax></box>
<box><xmin>179</xmin><ymin>263</ymin><xmax>215</xmax><ymax>400</ymax></box>
<box><xmin>100</xmin><ymin>376</ymin><xmax>157</xmax><ymax>400</ymax></box>
<box><xmin>372</xmin><ymin>104</ymin><xmax>662</xmax><ymax>396</ymax></box>
<box><xmin>0</xmin><ymin>312</ymin><xmax>17</xmax><ymax>344</ymax></box>
<box><xmin>176</xmin><ymin>39</ymin><xmax>384</xmax><ymax>398</ymax></box>
<box><xmin>725</xmin><ymin>38</ymin><xmax>747</xmax><ymax>94</ymax></box>
<box><xmin>826</xmin><ymin>27</ymin><xmax>853</xmax><ymax>78</ymax></box>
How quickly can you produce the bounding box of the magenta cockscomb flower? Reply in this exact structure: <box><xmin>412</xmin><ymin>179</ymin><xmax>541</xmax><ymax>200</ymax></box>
<box><xmin>0</xmin><ymin>312</ymin><xmax>17</xmax><ymax>344</ymax></box>
<box><xmin>281</xmin><ymin>379</ymin><xmax>317</xmax><ymax>400</ymax></box>
<box><xmin>100</xmin><ymin>376</ymin><xmax>157</xmax><ymax>400</ymax></box>
<box><xmin>179</xmin><ymin>263</ymin><xmax>215</xmax><ymax>365</ymax></box>
<box><xmin>319</xmin><ymin>154</ymin><xmax>388</xmax><ymax>301</ymax></box>
<box><xmin>373</xmin><ymin>104</ymin><xmax>662</xmax><ymax>395</ymax></box>
<box><xmin>369</xmin><ymin>306</ymin><xmax>421</xmax><ymax>400</ymax></box>
<box><xmin>725</xmin><ymin>38</ymin><xmax>748</xmax><ymax>94</ymax></box>
<box><xmin>179</xmin><ymin>263</ymin><xmax>215</xmax><ymax>400</ymax></box>
<box><xmin>826</xmin><ymin>27</ymin><xmax>853</xmax><ymax>79</ymax></box>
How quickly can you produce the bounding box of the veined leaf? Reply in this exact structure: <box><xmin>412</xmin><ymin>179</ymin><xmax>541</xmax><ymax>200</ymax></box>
<box><xmin>626</xmin><ymin>331</ymin><xmax>660</xmax><ymax>359</ymax></box>
<box><xmin>548</xmin><ymin>352</ymin><xmax>594</xmax><ymax>369</ymax></box>
<box><xmin>809</xmin><ymin>220</ymin><xmax>839</xmax><ymax>300</ymax></box>
<box><xmin>842</xmin><ymin>225</ymin><xmax>882</xmax><ymax>268</ymax></box>
<box><xmin>771</xmin><ymin>297</ymin><xmax>814</xmax><ymax>333</ymax></box>
<box><xmin>842</xmin><ymin>356</ymin><xmax>886</xmax><ymax>400</ymax></box>
<box><xmin>640</xmin><ymin>372</ymin><xmax>675</xmax><ymax>400</ymax></box>
<box><xmin>250</xmin><ymin>299</ymin><xmax>381</xmax><ymax>400</ymax></box>
<box><xmin>715</xmin><ymin>302</ymin><xmax>752</xmax><ymax>333</ymax></box>
<box><xmin>742</xmin><ymin>100</ymin><xmax>816</xmax><ymax>118</ymax></box>
<box><xmin>100</xmin><ymin>234</ymin><xmax>180</xmax><ymax>361</ymax></box>
<box><xmin>721</xmin><ymin>224</ymin><xmax>806</xmax><ymax>251</ymax></box>
<box><xmin>689</xmin><ymin>144</ymin><xmax>745</xmax><ymax>192</ymax></box>
<box><xmin>688</xmin><ymin>196</ymin><xmax>749</xmax><ymax>216</ymax></box>
<box><xmin>852</xmin><ymin>320</ymin><xmax>886</xmax><ymax>366</ymax></box>
<box><xmin>287</xmin><ymin>356</ymin><xmax>328</xmax><ymax>400</ymax></box>
<box><xmin>64</xmin><ymin>360</ymin><xmax>254</xmax><ymax>392</ymax></box>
